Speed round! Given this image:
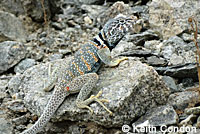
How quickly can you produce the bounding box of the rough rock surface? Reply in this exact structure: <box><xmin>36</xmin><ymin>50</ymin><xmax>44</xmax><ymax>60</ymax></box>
<box><xmin>21</xmin><ymin>0</ymin><xmax>51</xmax><ymax>22</ymax></box>
<box><xmin>148</xmin><ymin>0</ymin><xmax>200</xmax><ymax>39</ymax></box>
<box><xmin>135</xmin><ymin>105</ymin><xmax>178</xmax><ymax>126</ymax></box>
<box><xmin>0</xmin><ymin>0</ymin><xmax>24</xmax><ymax>16</ymax></box>
<box><xmin>0</xmin><ymin>11</ymin><xmax>27</xmax><ymax>42</ymax></box>
<box><xmin>0</xmin><ymin>41</ymin><xmax>27</xmax><ymax>74</ymax></box>
<box><xmin>168</xmin><ymin>91</ymin><xmax>200</xmax><ymax>111</ymax></box>
<box><xmin>0</xmin><ymin>118</ymin><xmax>13</xmax><ymax>134</ymax></box>
<box><xmin>17</xmin><ymin>59</ymin><xmax>170</xmax><ymax>127</ymax></box>
<box><xmin>14</xmin><ymin>58</ymin><xmax>36</xmax><ymax>74</ymax></box>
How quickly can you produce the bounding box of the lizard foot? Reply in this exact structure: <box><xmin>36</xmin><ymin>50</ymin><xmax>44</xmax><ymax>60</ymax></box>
<box><xmin>43</xmin><ymin>63</ymin><xmax>58</xmax><ymax>92</ymax></box>
<box><xmin>89</xmin><ymin>90</ymin><xmax>113</xmax><ymax>115</ymax></box>
<box><xmin>107</xmin><ymin>57</ymin><xmax>129</xmax><ymax>67</ymax></box>
<box><xmin>115</xmin><ymin>57</ymin><xmax>128</xmax><ymax>64</ymax></box>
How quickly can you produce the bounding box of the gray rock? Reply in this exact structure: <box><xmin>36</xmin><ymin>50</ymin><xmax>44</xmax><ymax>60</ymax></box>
<box><xmin>48</xmin><ymin>54</ymin><xmax>63</xmax><ymax>61</ymax></box>
<box><xmin>97</xmin><ymin>2</ymin><xmax>131</xmax><ymax>27</ymax></box>
<box><xmin>0</xmin><ymin>0</ymin><xmax>24</xmax><ymax>16</ymax></box>
<box><xmin>148</xmin><ymin>0</ymin><xmax>200</xmax><ymax>39</ymax></box>
<box><xmin>155</xmin><ymin>63</ymin><xmax>197</xmax><ymax>79</ymax></box>
<box><xmin>144</xmin><ymin>40</ymin><xmax>161</xmax><ymax>55</ymax></box>
<box><xmin>135</xmin><ymin>105</ymin><xmax>178</xmax><ymax>126</ymax></box>
<box><xmin>21</xmin><ymin>0</ymin><xmax>51</xmax><ymax>22</ymax></box>
<box><xmin>7</xmin><ymin>99</ymin><xmax>27</xmax><ymax>113</ymax></box>
<box><xmin>14</xmin><ymin>58</ymin><xmax>36</xmax><ymax>74</ymax></box>
<box><xmin>188</xmin><ymin>129</ymin><xmax>200</xmax><ymax>134</ymax></box>
<box><xmin>0</xmin><ymin>77</ymin><xmax>9</xmax><ymax>99</ymax></box>
<box><xmin>181</xmin><ymin>78</ymin><xmax>195</xmax><ymax>88</ymax></box>
<box><xmin>0</xmin><ymin>11</ymin><xmax>27</xmax><ymax>42</ymax></box>
<box><xmin>0</xmin><ymin>41</ymin><xmax>27</xmax><ymax>74</ymax></box>
<box><xmin>162</xmin><ymin>76</ymin><xmax>178</xmax><ymax>93</ymax></box>
<box><xmin>78</xmin><ymin>0</ymin><xmax>104</xmax><ymax>4</ymax></box>
<box><xmin>19</xmin><ymin>59</ymin><xmax>170</xmax><ymax>127</ymax></box>
<box><xmin>12</xmin><ymin>115</ymin><xmax>28</xmax><ymax>126</ymax></box>
<box><xmin>111</xmin><ymin>41</ymin><xmax>153</xmax><ymax>60</ymax></box>
<box><xmin>7</xmin><ymin>75</ymin><xmax>22</xmax><ymax>96</ymax></box>
<box><xmin>168</xmin><ymin>91</ymin><xmax>200</xmax><ymax>110</ymax></box>
<box><xmin>181</xmin><ymin>33</ymin><xmax>194</xmax><ymax>42</ymax></box>
<box><xmin>0</xmin><ymin>118</ymin><xmax>13</xmax><ymax>134</ymax></box>
<box><xmin>81</xmin><ymin>4</ymin><xmax>107</xmax><ymax>19</ymax></box>
<box><xmin>161</xmin><ymin>36</ymin><xmax>196</xmax><ymax>65</ymax></box>
<box><xmin>125</xmin><ymin>30</ymin><xmax>159</xmax><ymax>46</ymax></box>
<box><xmin>131</xmin><ymin>5</ymin><xmax>149</xmax><ymax>26</ymax></box>
<box><xmin>147</xmin><ymin>56</ymin><xmax>166</xmax><ymax>66</ymax></box>
<box><xmin>0</xmin><ymin>79</ymin><xmax>9</xmax><ymax>92</ymax></box>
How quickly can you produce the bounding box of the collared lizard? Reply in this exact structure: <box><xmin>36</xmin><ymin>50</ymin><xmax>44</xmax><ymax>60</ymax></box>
<box><xmin>21</xmin><ymin>14</ymin><xmax>137</xmax><ymax>134</ymax></box>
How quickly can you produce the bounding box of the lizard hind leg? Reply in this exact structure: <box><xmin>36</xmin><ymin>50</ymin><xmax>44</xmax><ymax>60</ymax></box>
<box><xmin>97</xmin><ymin>47</ymin><xmax>128</xmax><ymax>67</ymax></box>
<box><xmin>73</xmin><ymin>73</ymin><xmax>112</xmax><ymax>115</ymax></box>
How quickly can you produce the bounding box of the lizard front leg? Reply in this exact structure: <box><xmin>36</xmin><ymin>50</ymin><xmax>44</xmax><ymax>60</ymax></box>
<box><xmin>69</xmin><ymin>73</ymin><xmax>112</xmax><ymax>115</ymax></box>
<box><xmin>97</xmin><ymin>47</ymin><xmax>128</xmax><ymax>67</ymax></box>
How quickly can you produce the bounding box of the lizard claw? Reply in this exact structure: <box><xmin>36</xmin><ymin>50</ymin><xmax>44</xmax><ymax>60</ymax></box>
<box><xmin>90</xmin><ymin>90</ymin><xmax>113</xmax><ymax>115</ymax></box>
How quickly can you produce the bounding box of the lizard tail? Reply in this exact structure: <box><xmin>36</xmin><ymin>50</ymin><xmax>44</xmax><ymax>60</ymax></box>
<box><xmin>21</xmin><ymin>88</ymin><xmax>68</xmax><ymax>134</ymax></box>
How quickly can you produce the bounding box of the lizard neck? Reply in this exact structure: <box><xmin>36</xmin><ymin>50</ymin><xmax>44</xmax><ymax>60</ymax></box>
<box><xmin>92</xmin><ymin>29</ymin><xmax>115</xmax><ymax>51</ymax></box>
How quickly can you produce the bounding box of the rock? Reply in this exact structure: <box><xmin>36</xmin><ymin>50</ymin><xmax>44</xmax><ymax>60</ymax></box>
<box><xmin>155</xmin><ymin>63</ymin><xmax>197</xmax><ymax>79</ymax></box>
<box><xmin>169</xmin><ymin>54</ymin><xmax>184</xmax><ymax>65</ymax></box>
<box><xmin>0</xmin><ymin>118</ymin><xmax>13</xmax><ymax>134</ymax></box>
<box><xmin>147</xmin><ymin>56</ymin><xmax>166</xmax><ymax>66</ymax></box>
<box><xmin>161</xmin><ymin>36</ymin><xmax>196</xmax><ymax>65</ymax></box>
<box><xmin>111</xmin><ymin>41</ymin><xmax>153</xmax><ymax>59</ymax></box>
<box><xmin>0</xmin><ymin>0</ymin><xmax>25</xmax><ymax>16</ymax></box>
<box><xmin>0</xmin><ymin>11</ymin><xmax>27</xmax><ymax>42</ymax></box>
<box><xmin>51</xmin><ymin>22</ymin><xmax>65</xmax><ymax>30</ymax></box>
<box><xmin>134</xmin><ymin>105</ymin><xmax>178</xmax><ymax>126</ymax></box>
<box><xmin>18</xmin><ymin>59</ymin><xmax>170</xmax><ymax>127</ymax></box>
<box><xmin>0</xmin><ymin>41</ymin><xmax>27</xmax><ymax>74</ymax></box>
<box><xmin>125</xmin><ymin>30</ymin><xmax>159</xmax><ymax>46</ymax></box>
<box><xmin>81</xmin><ymin>5</ymin><xmax>107</xmax><ymax>20</ymax></box>
<box><xmin>12</xmin><ymin>115</ymin><xmax>28</xmax><ymax>126</ymax></box>
<box><xmin>48</xmin><ymin>54</ymin><xmax>63</xmax><ymax>61</ymax></box>
<box><xmin>181</xmin><ymin>78</ymin><xmax>195</xmax><ymax>88</ymax></box>
<box><xmin>181</xmin><ymin>33</ymin><xmax>194</xmax><ymax>42</ymax></box>
<box><xmin>144</xmin><ymin>40</ymin><xmax>161</xmax><ymax>55</ymax></box>
<box><xmin>148</xmin><ymin>0</ymin><xmax>200</xmax><ymax>39</ymax></box>
<box><xmin>0</xmin><ymin>78</ymin><xmax>9</xmax><ymax>99</ymax></box>
<box><xmin>7</xmin><ymin>75</ymin><xmax>23</xmax><ymax>96</ymax></box>
<box><xmin>168</xmin><ymin>91</ymin><xmax>200</xmax><ymax>111</ymax></box>
<box><xmin>78</xmin><ymin>0</ymin><xmax>104</xmax><ymax>5</ymax></box>
<box><xmin>188</xmin><ymin>129</ymin><xmax>200</xmax><ymax>134</ymax></box>
<box><xmin>84</xmin><ymin>16</ymin><xmax>93</xmax><ymax>25</ymax></box>
<box><xmin>162</xmin><ymin>76</ymin><xmax>178</xmax><ymax>93</ymax></box>
<box><xmin>0</xmin><ymin>78</ymin><xmax>9</xmax><ymax>92</ymax></box>
<box><xmin>7</xmin><ymin>99</ymin><xmax>27</xmax><ymax>113</ymax></box>
<box><xmin>21</xmin><ymin>0</ymin><xmax>51</xmax><ymax>22</ymax></box>
<box><xmin>14</xmin><ymin>58</ymin><xmax>36</xmax><ymax>74</ymax></box>
<box><xmin>97</xmin><ymin>1</ymin><xmax>131</xmax><ymax>27</ymax></box>
<box><xmin>131</xmin><ymin>6</ymin><xmax>149</xmax><ymax>30</ymax></box>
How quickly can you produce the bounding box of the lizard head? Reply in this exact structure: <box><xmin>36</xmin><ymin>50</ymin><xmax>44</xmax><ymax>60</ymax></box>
<box><xmin>102</xmin><ymin>14</ymin><xmax>138</xmax><ymax>50</ymax></box>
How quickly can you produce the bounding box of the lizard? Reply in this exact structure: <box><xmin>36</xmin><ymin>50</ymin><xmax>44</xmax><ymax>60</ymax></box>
<box><xmin>21</xmin><ymin>14</ymin><xmax>138</xmax><ymax>134</ymax></box>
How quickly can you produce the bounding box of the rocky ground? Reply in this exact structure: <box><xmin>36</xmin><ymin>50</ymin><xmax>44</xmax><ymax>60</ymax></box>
<box><xmin>0</xmin><ymin>0</ymin><xmax>200</xmax><ymax>134</ymax></box>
